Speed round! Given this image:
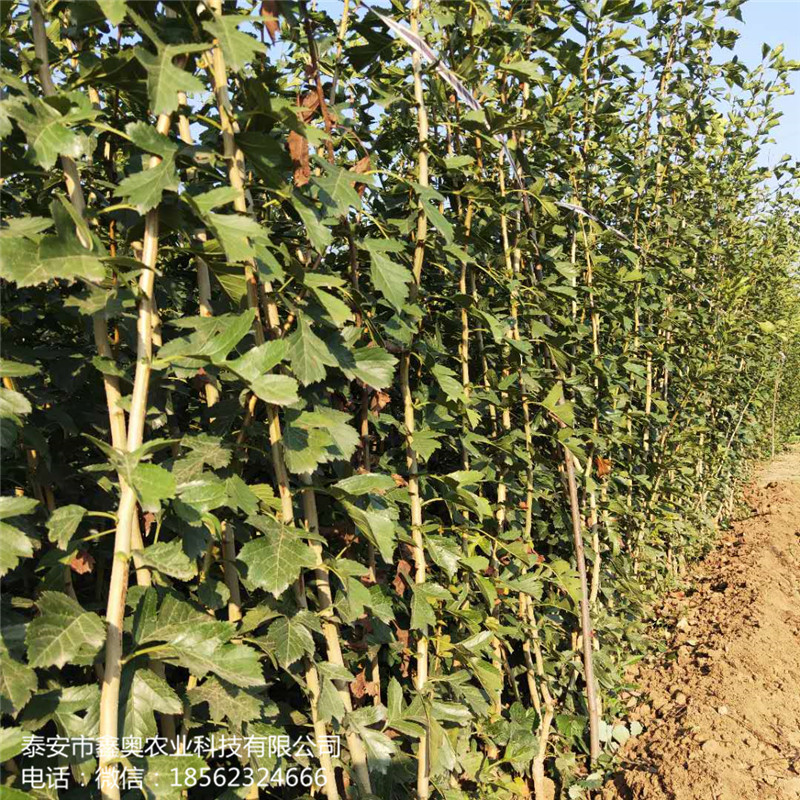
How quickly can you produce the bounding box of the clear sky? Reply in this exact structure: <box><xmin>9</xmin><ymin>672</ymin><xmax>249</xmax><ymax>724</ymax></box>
<box><xmin>732</xmin><ymin>0</ymin><xmax>800</xmax><ymax>166</ymax></box>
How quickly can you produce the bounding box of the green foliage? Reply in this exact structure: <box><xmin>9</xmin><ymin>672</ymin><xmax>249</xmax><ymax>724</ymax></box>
<box><xmin>1</xmin><ymin>1</ymin><xmax>800</xmax><ymax>799</ymax></box>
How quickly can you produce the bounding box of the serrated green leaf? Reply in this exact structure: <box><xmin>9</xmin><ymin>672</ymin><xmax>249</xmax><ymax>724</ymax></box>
<box><xmin>0</xmin><ymin>650</ymin><xmax>38</xmax><ymax>716</ymax></box>
<box><xmin>367</xmin><ymin>247</ymin><xmax>412</xmax><ymax>310</ymax></box>
<box><xmin>0</xmin><ymin>726</ymin><xmax>26</xmax><ymax>762</ymax></box>
<box><xmin>317</xmin><ymin>676</ymin><xmax>346</xmax><ymax>723</ymax></box>
<box><xmin>116</xmin><ymin>159</ymin><xmax>179</xmax><ymax>214</ymax></box>
<box><xmin>132</xmin><ymin>462</ymin><xmax>176</xmax><ymax>512</ymax></box>
<box><xmin>135</xmin><ymin>47</ymin><xmax>206</xmax><ymax>116</ymax></box>
<box><xmin>26</xmin><ymin>592</ymin><xmax>105</xmax><ymax>669</ymax></box>
<box><xmin>333</xmin><ymin>473</ymin><xmax>396</xmax><ymax>496</ymax></box>
<box><xmin>343</xmin><ymin>346</ymin><xmax>398</xmax><ymax>390</ymax></box>
<box><xmin>265</xmin><ymin>616</ymin><xmax>315</xmax><ymax>669</ymax></box>
<box><xmin>189</xmin><ymin>675</ymin><xmax>262</xmax><ymax>727</ymax></box>
<box><xmin>134</xmin><ymin>540</ymin><xmax>197</xmax><ymax>581</ymax></box>
<box><xmin>203</xmin><ymin>16</ymin><xmax>266</xmax><ymax>73</ymax></box>
<box><xmin>287</xmin><ymin>315</ymin><xmax>338</xmax><ymax>386</ymax></box>
<box><xmin>119</xmin><ymin>664</ymin><xmax>182</xmax><ymax>741</ymax></box>
<box><xmin>46</xmin><ymin>504</ymin><xmax>86</xmax><ymax>550</ymax></box>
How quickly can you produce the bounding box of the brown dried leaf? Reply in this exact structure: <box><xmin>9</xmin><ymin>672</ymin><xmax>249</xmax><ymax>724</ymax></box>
<box><xmin>353</xmin><ymin>155</ymin><xmax>371</xmax><ymax>174</ymax></box>
<box><xmin>260</xmin><ymin>0</ymin><xmax>280</xmax><ymax>42</ymax></box>
<box><xmin>143</xmin><ymin>511</ymin><xmax>156</xmax><ymax>537</ymax></box>
<box><xmin>391</xmin><ymin>472</ymin><xmax>407</xmax><ymax>488</ymax></box>
<box><xmin>350</xmin><ymin>670</ymin><xmax>379</xmax><ymax>699</ymax></box>
<box><xmin>392</xmin><ymin>559</ymin><xmax>412</xmax><ymax>596</ymax></box>
<box><xmin>595</xmin><ymin>456</ymin><xmax>612</xmax><ymax>478</ymax></box>
<box><xmin>288</xmin><ymin>130</ymin><xmax>310</xmax><ymax>187</ymax></box>
<box><xmin>70</xmin><ymin>550</ymin><xmax>95</xmax><ymax>575</ymax></box>
<box><xmin>371</xmin><ymin>391</ymin><xmax>391</xmax><ymax>416</ymax></box>
<box><xmin>297</xmin><ymin>91</ymin><xmax>320</xmax><ymax>123</ymax></box>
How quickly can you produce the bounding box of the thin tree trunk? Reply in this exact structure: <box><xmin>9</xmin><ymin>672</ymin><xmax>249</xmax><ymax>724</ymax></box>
<box><xmin>406</xmin><ymin>2</ymin><xmax>431</xmax><ymax>795</ymax></box>
<box><xmin>98</xmin><ymin>111</ymin><xmax>173</xmax><ymax>800</ymax></box>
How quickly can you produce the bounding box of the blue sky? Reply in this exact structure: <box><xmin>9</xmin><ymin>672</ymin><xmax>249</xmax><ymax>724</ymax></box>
<box><xmin>730</xmin><ymin>0</ymin><xmax>800</xmax><ymax>165</ymax></box>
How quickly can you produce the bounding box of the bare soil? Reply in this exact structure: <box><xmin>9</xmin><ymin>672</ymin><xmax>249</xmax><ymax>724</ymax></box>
<box><xmin>601</xmin><ymin>447</ymin><xmax>800</xmax><ymax>800</ymax></box>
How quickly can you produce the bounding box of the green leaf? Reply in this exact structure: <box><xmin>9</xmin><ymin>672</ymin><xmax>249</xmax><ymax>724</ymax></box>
<box><xmin>265</xmin><ymin>616</ymin><xmax>315</xmax><ymax>669</ymax></box>
<box><xmin>119</xmin><ymin>664</ymin><xmax>182</xmax><ymax>741</ymax></box>
<box><xmin>135</xmin><ymin>46</ymin><xmax>206</xmax><ymax>116</ymax></box>
<box><xmin>26</xmin><ymin>592</ymin><xmax>105</xmax><ymax>669</ymax></box>
<box><xmin>239</xmin><ymin>519</ymin><xmax>317</xmax><ymax>597</ymax></box>
<box><xmin>225</xmin><ymin>339</ymin><xmax>288</xmax><ymax>381</ymax></box>
<box><xmin>291</xmin><ymin>194</ymin><xmax>332</xmax><ymax>252</ymax></box>
<box><xmin>2</xmin><ymin>202</ymin><xmax>105</xmax><ymax>286</ymax></box>
<box><xmin>0</xmin><ymin>496</ymin><xmax>40</xmax><ymax>520</ymax></box>
<box><xmin>340</xmin><ymin>502</ymin><xmax>396</xmax><ymax>563</ymax></box>
<box><xmin>205</xmin><ymin>212</ymin><xmax>265</xmax><ymax>263</ymax></box>
<box><xmin>250</xmin><ymin>374</ymin><xmax>300</xmax><ymax>405</ymax></box>
<box><xmin>425</xmin><ymin>535</ymin><xmax>461</xmax><ymax>579</ymax></box>
<box><xmin>287</xmin><ymin>315</ymin><xmax>338</xmax><ymax>386</ymax></box>
<box><xmin>312</xmin><ymin>162</ymin><xmax>362</xmax><ymax>215</ymax></box>
<box><xmin>360</xmin><ymin>728</ymin><xmax>397</xmax><ymax>773</ymax></box>
<box><xmin>317</xmin><ymin>676</ymin><xmax>346</xmax><ymax>723</ymax></box>
<box><xmin>500</xmin><ymin>61</ymin><xmax>546</xmax><ymax>82</ymax></box>
<box><xmin>0</xmin><ymin>787</ymin><xmax>35</xmax><ymax>800</ymax></box>
<box><xmin>225</xmin><ymin>475</ymin><xmax>260</xmax><ymax>516</ymax></box>
<box><xmin>134</xmin><ymin>540</ymin><xmax>197</xmax><ymax>581</ymax></box>
<box><xmin>0</xmin><ymin>388</ymin><xmax>31</xmax><ymax>417</ymax></box>
<box><xmin>343</xmin><ymin>346</ymin><xmax>398</xmax><ymax>390</ymax></box>
<box><xmin>202</xmin><ymin>16</ymin><xmax>267</xmax><ymax>73</ymax></box>
<box><xmin>333</xmin><ymin>474</ymin><xmax>396</xmax><ymax>496</ymax></box>
<box><xmin>0</xmin><ymin>360</ymin><xmax>40</xmax><ymax>378</ymax></box>
<box><xmin>0</xmin><ymin>726</ymin><xmax>26</xmax><ymax>762</ymax></box>
<box><xmin>410</xmin><ymin>585</ymin><xmax>437</xmax><ymax>631</ymax></box>
<box><xmin>157</xmin><ymin>310</ymin><xmax>255</xmax><ymax>365</ymax></box>
<box><xmin>0</xmin><ymin>497</ymin><xmax>39</xmax><ymax>578</ymax></box>
<box><xmin>132</xmin><ymin>462</ymin><xmax>177</xmax><ymax>512</ymax></box>
<box><xmin>173</xmin><ymin>638</ymin><xmax>264</xmax><ymax>688</ymax></box>
<box><xmin>419</xmin><ymin>191</ymin><xmax>455</xmax><ymax>244</ymax></box>
<box><xmin>432</xmin><ymin>363</ymin><xmax>466</xmax><ymax>403</ymax></box>
<box><xmin>46</xmin><ymin>504</ymin><xmax>86</xmax><ymax>550</ymax></box>
<box><xmin>365</xmin><ymin>244</ymin><xmax>412</xmax><ymax>310</ymax></box>
<box><xmin>116</xmin><ymin>159</ymin><xmax>179</xmax><ymax>214</ymax></box>
<box><xmin>190</xmin><ymin>186</ymin><xmax>242</xmax><ymax>215</ymax></box>
<box><xmin>189</xmin><ymin>675</ymin><xmax>262</xmax><ymax>727</ymax></box>
<box><xmin>312</xmin><ymin>287</ymin><xmax>353</xmax><ymax>327</ymax></box>
<box><xmin>283</xmin><ymin>407</ymin><xmax>359</xmax><ymax>474</ymax></box>
<box><xmin>0</xmin><ymin>522</ymin><xmax>36</xmax><ymax>578</ymax></box>
<box><xmin>177</xmin><ymin>474</ymin><xmax>228</xmax><ymax>515</ymax></box>
<box><xmin>444</xmin><ymin>155</ymin><xmax>475</xmax><ymax>169</ymax></box>
<box><xmin>97</xmin><ymin>0</ymin><xmax>127</xmax><ymax>24</ymax></box>
<box><xmin>197</xmin><ymin>578</ymin><xmax>231</xmax><ymax>611</ymax></box>
<box><xmin>0</xmin><ymin>650</ymin><xmax>38</xmax><ymax>715</ymax></box>
<box><xmin>224</xmin><ymin>340</ymin><xmax>299</xmax><ymax>404</ymax></box>
<box><xmin>8</xmin><ymin>96</ymin><xmax>92</xmax><ymax>169</ymax></box>
<box><xmin>411</xmin><ymin>429</ymin><xmax>443</xmax><ymax>461</ymax></box>
<box><xmin>539</xmin><ymin>382</ymin><xmax>574</xmax><ymax>427</ymax></box>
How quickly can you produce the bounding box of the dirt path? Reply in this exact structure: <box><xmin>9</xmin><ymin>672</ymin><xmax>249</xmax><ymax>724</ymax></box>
<box><xmin>602</xmin><ymin>446</ymin><xmax>800</xmax><ymax>800</ymax></box>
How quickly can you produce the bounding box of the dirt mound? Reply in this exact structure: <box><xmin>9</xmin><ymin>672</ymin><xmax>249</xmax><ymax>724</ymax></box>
<box><xmin>601</xmin><ymin>450</ymin><xmax>800</xmax><ymax>800</ymax></box>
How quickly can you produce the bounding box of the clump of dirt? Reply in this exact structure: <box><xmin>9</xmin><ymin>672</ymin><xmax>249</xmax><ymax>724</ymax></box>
<box><xmin>601</xmin><ymin>450</ymin><xmax>800</xmax><ymax>800</ymax></box>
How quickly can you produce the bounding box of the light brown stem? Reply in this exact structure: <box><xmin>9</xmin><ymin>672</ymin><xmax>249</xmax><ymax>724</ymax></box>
<box><xmin>206</xmin><ymin>5</ymin><xmax>337</xmax><ymax>794</ymax></box>
<box><xmin>405</xmin><ymin>5</ymin><xmax>430</xmax><ymax>793</ymax></box>
<box><xmin>301</xmin><ymin>475</ymin><xmax>372</xmax><ymax>793</ymax></box>
<box><xmin>562</xmin><ymin>444</ymin><xmax>600</xmax><ymax>762</ymax></box>
<box><xmin>98</xmin><ymin>111</ymin><xmax>172</xmax><ymax>800</ymax></box>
